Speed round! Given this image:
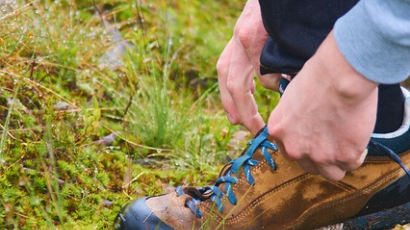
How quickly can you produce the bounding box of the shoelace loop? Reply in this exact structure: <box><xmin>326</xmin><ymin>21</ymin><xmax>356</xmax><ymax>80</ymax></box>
<box><xmin>176</xmin><ymin>126</ymin><xmax>277</xmax><ymax>218</ymax></box>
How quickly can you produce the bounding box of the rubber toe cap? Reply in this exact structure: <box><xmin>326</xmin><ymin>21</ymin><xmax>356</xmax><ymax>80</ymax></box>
<box><xmin>114</xmin><ymin>198</ymin><xmax>174</xmax><ymax>230</ymax></box>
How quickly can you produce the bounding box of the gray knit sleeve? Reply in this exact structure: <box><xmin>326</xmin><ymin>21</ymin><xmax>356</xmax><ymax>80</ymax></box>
<box><xmin>334</xmin><ymin>0</ymin><xmax>410</xmax><ymax>84</ymax></box>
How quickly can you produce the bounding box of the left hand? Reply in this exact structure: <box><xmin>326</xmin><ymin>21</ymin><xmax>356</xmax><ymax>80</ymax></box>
<box><xmin>217</xmin><ymin>0</ymin><xmax>270</xmax><ymax>135</ymax></box>
<box><xmin>267</xmin><ymin>31</ymin><xmax>378</xmax><ymax>181</ymax></box>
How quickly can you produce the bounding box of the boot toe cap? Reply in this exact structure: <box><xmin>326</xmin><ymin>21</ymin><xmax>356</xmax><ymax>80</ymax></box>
<box><xmin>114</xmin><ymin>198</ymin><xmax>174</xmax><ymax>230</ymax></box>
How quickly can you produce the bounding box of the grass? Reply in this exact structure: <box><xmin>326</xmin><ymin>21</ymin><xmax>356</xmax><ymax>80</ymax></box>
<box><xmin>0</xmin><ymin>0</ymin><xmax>280</xmax><ymax>228</ymax></box>
<box><xmin>1</xmin><ymin>1</ymin><xmax>408</xmax><ymax>229</ymax></box>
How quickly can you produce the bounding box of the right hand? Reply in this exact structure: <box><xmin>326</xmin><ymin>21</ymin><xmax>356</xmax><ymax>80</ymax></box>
<box><xmin>268</xmin><ymin>31</ymin><xmax>378</xmax><ymax>181</ymax></box>
<box><xmin>217</xmin><ymin>0</ymin><xmax>281</xmax><ymax>135</ymax></box>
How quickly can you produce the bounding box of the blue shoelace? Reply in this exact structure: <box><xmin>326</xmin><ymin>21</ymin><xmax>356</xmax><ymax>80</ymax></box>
<box><xmin>176</xmin><ymin>126</ymin><xmax>276</xmax><ymax>218</ymax></box>
<box><xmin>176</xmin><ymin>126</ymin><xmax>410</xmax><ymax>219</ymax></box>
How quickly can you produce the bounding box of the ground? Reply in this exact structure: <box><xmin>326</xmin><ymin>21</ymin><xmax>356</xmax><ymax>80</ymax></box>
<box><xmin>0</xmin><ymin>1</ymin><xmax>408</xmax><ymax>229</ymax></box>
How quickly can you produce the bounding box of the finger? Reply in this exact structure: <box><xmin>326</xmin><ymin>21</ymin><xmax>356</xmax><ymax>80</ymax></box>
<box><xmin>258</xmin><ymin>73</ymin><xmax>282</xmax><ymax>91</ymax></box>
<box><xmin>251</xmin><ymin>79</ymin><xmax>256</xmax><ymax>94</ymax></box>
<box><xmin>217</xmin><ymin>39</ymin><xmax>241</xmax><ymax>124</ymax></box>
<box><xmin>297</xmin><ymin>156</ymin><xmax>320</xmax><ymax>175</ymax></box>
<box><xmin>337</xmin><ymin>149</ymin><xmax>368</xmax><ymax>171</ymax></box>
<box><xmin>231</xmin><ymin>89</ymin><xmax>265</xmax><ymax>135</ymax></box>
<box><xmin>317</xmin><ymin>164</ymin><xmax>347</xmax><ymax>181</ymax></box>
<box><xmin>281</xmin><ymin>74</ymin><xmax>292</xmax><ymax>81</ymax></box>
<box><xmin>227</xmin><ymin>38</ymin><xmax>265</xmax><ymax>134</ymax></box>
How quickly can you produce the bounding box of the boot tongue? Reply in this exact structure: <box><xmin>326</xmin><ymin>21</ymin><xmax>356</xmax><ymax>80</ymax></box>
<box><xmin>182</xmin><ymin>186</ymin><xmax>211</xmax><ymax>201</ymax></box>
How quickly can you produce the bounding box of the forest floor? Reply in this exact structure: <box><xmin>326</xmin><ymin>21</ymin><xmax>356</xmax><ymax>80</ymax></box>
<box><xmin>0</xmin><ymin>0</ymin><xmax>408</xmax><ymax>229</ymax></box>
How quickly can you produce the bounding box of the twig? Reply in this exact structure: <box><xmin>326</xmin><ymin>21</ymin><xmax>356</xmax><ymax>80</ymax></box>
<box><xmin>122</xmin><ymin>190</ymin><xmax>133</xmax><ymax>200</ymax></box>
<box><xmin>29</xmin><ymin>53</ymin><xmax>36</xmax><ymax>79</ymax></box>
<box><xmin>0</xmin><ymin>69</ymin><xmax>77</xmax><ymax>108</ymax></box>
<box><xmin>123</xmin><ymin>94</ymin><xmax>133</xmax><ymax>118</ymax></box>
<box><xmin>55</xmin><ymin>107</ymin><xmax>123</xmax><ymax>114</ymax></box>
<box><xmin>92</xmin><ymin>0</ymin><xmax>105</xmax><ymax>26</ymax></box>
<box><xmin>102</xmin><ymin>124</ymin><xmax>171</xmax><ymax>152</ymax></box>
<box><xmin>122</xmin><ymin>171</ymin><xmax>145</xmax><ymax>189</ymax></box>
<box><xmin>0</xmin><ymin>123</ymin><xmax>17</xmax><ymax>140</ymax></box>
<box><xmin>24</xmin><ymin>78</ymin><xmax>77</xmax><ymax>108</ymax></box>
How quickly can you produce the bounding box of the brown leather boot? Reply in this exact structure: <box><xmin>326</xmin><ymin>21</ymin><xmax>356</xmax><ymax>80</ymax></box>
<box><xmin>115</xmin><ymin>124</ymin><xmax>410</xmax><ymax>230</ymax></box>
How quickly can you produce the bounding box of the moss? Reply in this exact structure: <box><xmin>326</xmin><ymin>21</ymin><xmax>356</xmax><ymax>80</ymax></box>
<box><xmin>0</xmin><ymin>0</ymin><xmax>279</xmax><ymax>228</ymax></box>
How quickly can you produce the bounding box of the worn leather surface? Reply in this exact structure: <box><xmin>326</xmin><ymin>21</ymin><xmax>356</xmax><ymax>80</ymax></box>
<box><xmin>145</xmin><ymin>146</ymin><xmax>410</xmax><ymax>230</ymax></box>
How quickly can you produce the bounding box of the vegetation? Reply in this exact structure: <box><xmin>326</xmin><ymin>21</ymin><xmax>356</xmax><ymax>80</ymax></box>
<box><xmin>1</xmin><ymin>1</ymin><xmax>408</xmax><ymax>229</ymax></box>
<box><xmin>0</xmin><ymin>0</ymin><xmax>279</xmax><ymax>228</ymax></box>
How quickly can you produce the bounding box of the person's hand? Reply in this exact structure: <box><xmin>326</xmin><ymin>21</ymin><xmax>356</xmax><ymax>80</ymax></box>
<box><xmin>268</xmin><ymin>31</ymin><xmax>378</xmax><ymax>181</ymax></box>
<box><xmin>217</xmin><ymin>0</ymin><xmax>280</xmax><ymax>135</ymax></box>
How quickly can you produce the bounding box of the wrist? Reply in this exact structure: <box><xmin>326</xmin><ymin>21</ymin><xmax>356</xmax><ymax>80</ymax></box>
<box><xmin>309</xmin><ymin>31</ymin><xmax>378</xmax><ymax>105</ymax></box>
<box><xmin>233</xmin><ymin>0</ymin><xmax>268</xmax><ymax>48</ymax></box>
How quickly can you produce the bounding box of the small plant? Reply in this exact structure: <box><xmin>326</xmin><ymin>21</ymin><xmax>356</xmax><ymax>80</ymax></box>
<box><xmin>0</xmin><ymin>0</ymin><xmax>245</xmax><ymax>228</ymax></box>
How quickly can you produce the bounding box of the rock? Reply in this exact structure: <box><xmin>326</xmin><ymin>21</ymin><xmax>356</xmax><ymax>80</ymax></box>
<box><xmin>102</xmin><ymin>199</ymin><xmax>113</xmax><ymax>207</ymax></box>
<box><xmin>96</xmin><ymin>132</ymin><xmax>116</xmax><ymax>146</ymax></box>
<box><xmin>98</xmin><ymin>15</ymin><xmax>133</xmax><ymax>69</ymax></box>
<box><xmin>54</xmin><ymin>101</ymin><xmax>73</xmax><ymax>110</ymax></box>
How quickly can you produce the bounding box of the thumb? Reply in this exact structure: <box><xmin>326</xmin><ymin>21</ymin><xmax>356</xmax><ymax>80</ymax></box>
<box><xmin>258</xmin><ymin>73</ymin><xmax>282</xmax><ymax>91</ymax></box>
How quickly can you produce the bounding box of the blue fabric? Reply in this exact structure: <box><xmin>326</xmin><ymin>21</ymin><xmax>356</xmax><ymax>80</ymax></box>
<box><xmin>278</xmin><ymin>78</ymin><xmax>290</xmax><ymax>97</ymax></box>
<box><xmin>258</xmin><ymin>0</ymin><xmax>358</xmax><ymax>74</ymax></box>
<box><xmin>374</xmin><ymin>85</ymin><xmax>405</xmax><ymax>133</ymax></box>
<box><xmin>345</xmin><ymin>201</ymin><xmax>410</xmax><ymax>229</ymax></box>
<box><xmin>334</xmin><ymin>0</ymin><xmax>410</xmax><ymax>84</ymax></box>
<box><xmin>370</xmin><ymin>128</ymin><xmax>410</xmax><ymax>156</ymax></box>
<box><xmin>176</xmin><ymin>126</ymin><xmax>277</xmax><ymax>218</ymax></box>
<box><xmin>258</xmin><ymin>0</ymin><xmax>410</xmax><ymax>84</ymax></box>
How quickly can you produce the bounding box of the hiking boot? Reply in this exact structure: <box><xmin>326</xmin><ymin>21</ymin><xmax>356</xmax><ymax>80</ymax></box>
<box><xmin>114</xmin><ymin>88</ymin><xmax>410</xmax><ymax>230</ymax></box>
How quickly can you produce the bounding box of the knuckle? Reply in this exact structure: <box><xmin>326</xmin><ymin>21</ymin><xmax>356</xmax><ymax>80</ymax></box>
<box><xmin>267</xmin><ymin>123</ymin><xmax>282</xmax><ymax>138</ymax></box>
<box><xmin>226</xmin><ymin>80</ymin><xmax>241</xmax><ymax>94</ymax></box>
<box><xmin>234</xmin><ymin>26</ymin><xmax>253</xmax><ymax>49</ymax></box>
<box><xmin>311</xmin><ymin>150</ymin><xmax>335</xmax><ymax>165</ymax></box>
<box><xmin>267</xmin><ymin>125</ymin><xmax>276</xmax><ymax>137</ymax></box>
<box><xmin>336</xmin><ymin>151</ymin><xmax>359</xmax><ymax>165</ymax></box>
<box><xmin>238</xmin><ymin>33</ymin><xmax>251</xmax><ymax>49</ymax></box>
<box><xmin>216</xmin><ymin>59</ymin><xmax>228</xmax><ymax>76</ymax></box>
<box><xmin>335</xmin><ymin>149</ymin><xmax>364</xmax><ymax>171</ymax></box>
<box><xmin>284</xmin><ymin>146</ymin><xmax>303</xmax><ymax>160</ymax></box>
<box><xmin>349</xmin><ymin>156</ymin><xmax>364</xmax><ymax>170</ymax></box>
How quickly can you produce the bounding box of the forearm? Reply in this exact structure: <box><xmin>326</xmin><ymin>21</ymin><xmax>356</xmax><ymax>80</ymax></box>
<box><xmin>334</xmin><ymin>0</ymin><xmax>410</xmax><ymax>84</ymax></box>
<box><xmin>310</xmin><ymin>32</ymin><xmax>378</xmax><ymax>106</ymax></box>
